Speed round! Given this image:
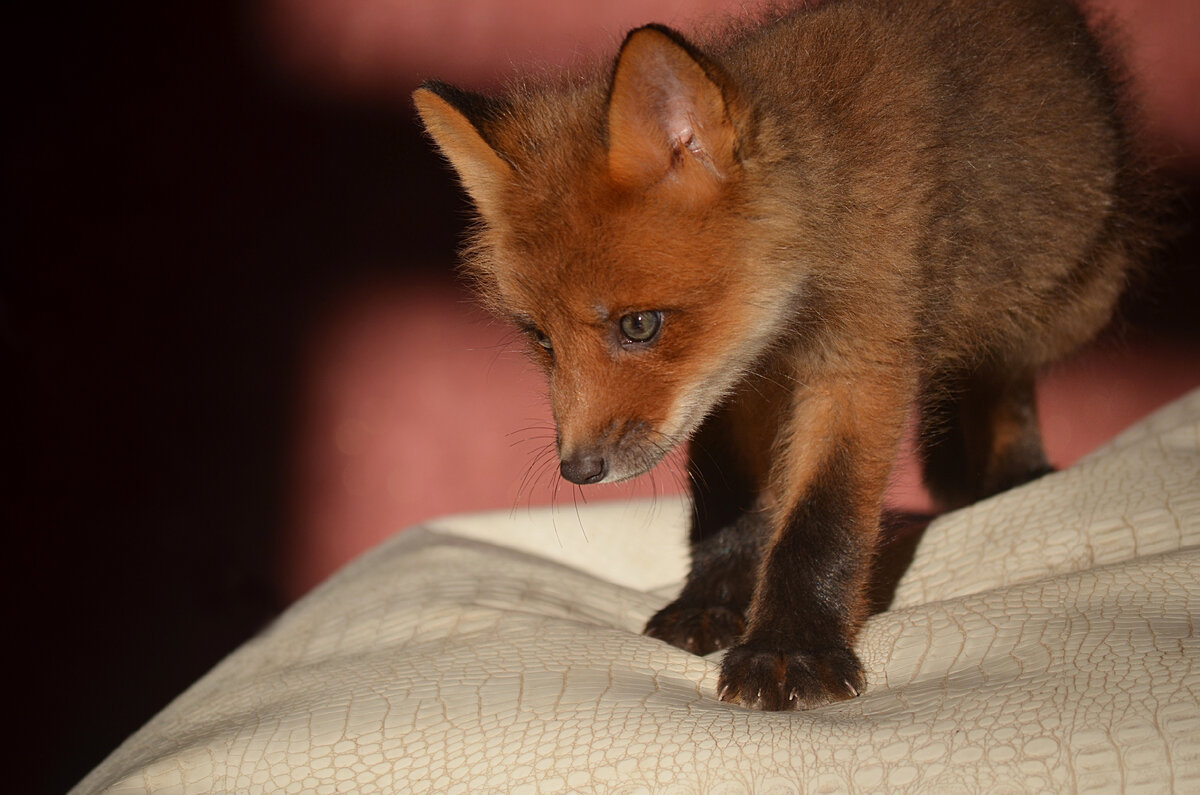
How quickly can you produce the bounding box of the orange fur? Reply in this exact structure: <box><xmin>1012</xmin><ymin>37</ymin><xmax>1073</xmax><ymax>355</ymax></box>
<box><xmin>414</xmin><ymin>0</ymin><xmax>1165</xmax><ymax>710</ymax></box>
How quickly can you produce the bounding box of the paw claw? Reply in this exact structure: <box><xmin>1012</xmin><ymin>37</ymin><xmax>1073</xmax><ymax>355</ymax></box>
<box><xmin>718</xmin><ymin>644</ymin><xmax>864</xmax><ymax>711</ymax></box>
<box><xmin>644</xmin><ymin>604</ymin><xmax>746</xmax><ymax>656</ymax></box>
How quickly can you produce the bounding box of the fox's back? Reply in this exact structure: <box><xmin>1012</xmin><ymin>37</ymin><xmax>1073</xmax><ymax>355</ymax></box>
<box><xmin>717</xmin><ymin>0</ymin><xmax>1140</xmax><ymax>368</ymax></box>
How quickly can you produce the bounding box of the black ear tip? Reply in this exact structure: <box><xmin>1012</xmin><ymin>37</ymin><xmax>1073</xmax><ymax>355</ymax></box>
<box><xmin>621</xmin><ymin>22</ymin><xmax>688</xmax><ymax>50</ymax></box>
<box><xmin>632</xmin><ymin>22</ymin><xmax>676</xmax><ymax>36</ymax></box>
<box><xmin>416</xmin><ymin>81</ymin><xmax>504</xmax><ymax>126</ymax></box>
<box><xmin>417</xmin><ymin>80</ymin><xmax>457</xmax><ymax>101</ymax></box>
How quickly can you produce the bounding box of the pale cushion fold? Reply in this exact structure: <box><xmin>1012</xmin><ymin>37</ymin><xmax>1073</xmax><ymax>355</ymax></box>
<box><xmin>75</xmin><ymin>390</ymin><xmax>1200</xmax><ymax>793</ymax></box>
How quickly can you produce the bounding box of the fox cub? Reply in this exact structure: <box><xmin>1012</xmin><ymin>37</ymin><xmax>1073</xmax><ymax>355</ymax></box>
<box><xmin>414</xmin><ymin>0</ymin><xmax>1160</xmax><ymax>710</ymax></box>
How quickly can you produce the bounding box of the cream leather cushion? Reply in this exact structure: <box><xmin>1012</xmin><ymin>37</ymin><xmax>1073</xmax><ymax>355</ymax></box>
<box><xmin>75</xmin><ymin>391</ymin><xmax>1200</xmax><ymax>793</ymax></box>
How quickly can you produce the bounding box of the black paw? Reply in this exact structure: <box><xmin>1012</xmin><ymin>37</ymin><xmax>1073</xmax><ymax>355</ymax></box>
<box><xmin>644</xmin><ymin>603</ymin><xmax>746</xmax><ymax>655</ymax></box>
<box><xmin>717</xmin><ymin>644</ymin><xmax>865</xmax><ymax>710</ymax></box>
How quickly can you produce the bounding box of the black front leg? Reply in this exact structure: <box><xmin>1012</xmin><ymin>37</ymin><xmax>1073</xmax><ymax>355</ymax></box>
<box><xmin>644</xmin><ymin>404</ymin><xmax>765</xmax><ymax>654</ymax></box>
<box><xmin>714</xmin><ymin>366</ymin><xmax>911</xmax><ymax>710</ymax></box>
<box><xmin>644</xmin><ymin>515</ymin><xmax>765</xmax><ymax>654</ymax></box>
<box><xmin>718</xmin><ymin>443</ymin><xmax>870</xmax><ymax>710</ymax></box>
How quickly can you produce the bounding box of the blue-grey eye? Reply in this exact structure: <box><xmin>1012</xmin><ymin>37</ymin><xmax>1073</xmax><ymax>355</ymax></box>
<box><xmin>532</xmin><ymin>329</ymin><xmax>553</xmax><ymax>351</ymax></box>
<box><xmin>619</xmin><ymin>310</ymin><xmax>662</xmax><ymax>343</ymax></box>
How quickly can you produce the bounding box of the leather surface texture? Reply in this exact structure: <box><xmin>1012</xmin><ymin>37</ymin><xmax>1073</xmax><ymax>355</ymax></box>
<box><xmin>75</xmin><ymin>390</ymin><xmax>1200</xmax><ymax>793</ymax></box>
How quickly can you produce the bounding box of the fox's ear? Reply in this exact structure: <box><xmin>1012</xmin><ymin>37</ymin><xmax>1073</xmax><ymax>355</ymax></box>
<box><xmin>606</xmin><ymin>25</ymin><xmax>739</xmax><ymax>192</ymax></box>
<box><xmin>413</xmin><ymin>82</ymin><xmax>512</xmax><ymax>217</ymax></box>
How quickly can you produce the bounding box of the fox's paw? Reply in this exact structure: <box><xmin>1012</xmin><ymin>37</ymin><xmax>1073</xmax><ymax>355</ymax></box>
<box><xmin>644</xmin><ymin>604</ymin><xmax>745</xmax><ymax>656</ymax></box>
<box><xmin>717</xmin><ymin>644</ymin><xmax>865</xmax><ymax>711</ymax></box>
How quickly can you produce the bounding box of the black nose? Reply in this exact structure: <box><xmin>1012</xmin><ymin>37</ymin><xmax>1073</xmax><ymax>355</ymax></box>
<box><xmin>560</xmin><ymin>453</ymin><xmax>606</xmax><ymax>484</ymax></box>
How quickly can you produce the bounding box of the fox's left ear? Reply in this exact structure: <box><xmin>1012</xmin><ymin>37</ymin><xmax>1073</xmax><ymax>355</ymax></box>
<box><xmin>413</xmin><ymin>82</ymin><xmax>512</xmax><ymax>217</ymax></box>
<box><xmin>606</xmin><ymin>25</ymin><xmax>742</xmax><ymax>193</ymax></box>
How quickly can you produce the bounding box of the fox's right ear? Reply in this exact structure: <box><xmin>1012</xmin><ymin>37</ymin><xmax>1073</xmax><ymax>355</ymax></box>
<box><xmin>413</xmin><ymin>82</ymin><xmax>512</xmax><ymax>217</ymax></box>
<box><xmin>606</xmin><ymin>25</ymin><xmax>741</xmax><ymax>194</ymax></box>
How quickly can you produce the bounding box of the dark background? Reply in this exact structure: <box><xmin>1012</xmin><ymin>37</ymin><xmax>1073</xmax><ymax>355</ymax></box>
<box><xmin>5</xmin><ymin>3</ymin><xmax>1196</xmax><ymax>793</ymax></box>
<box><xmin>5</xmin><ymin>4</ymin><xmax>465</xmax><ymax>792</ymax></box>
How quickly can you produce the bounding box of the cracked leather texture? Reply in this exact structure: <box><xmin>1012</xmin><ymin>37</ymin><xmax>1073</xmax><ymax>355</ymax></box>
<box><xmin>76</xmin><ymin>390</ymin><xmax>1200</xmax><ymax>793</ymax></box>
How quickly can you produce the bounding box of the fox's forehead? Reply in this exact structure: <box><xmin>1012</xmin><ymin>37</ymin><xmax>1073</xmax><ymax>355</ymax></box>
<box><xmin>487</xmin><ymin>198</ymin><xmax>762</xmax><ymax>340</ymax></box>
<box><xmin>492</xmin><ymin>247</ymin><xmax>693</xmax><ymax>322</ymax></box>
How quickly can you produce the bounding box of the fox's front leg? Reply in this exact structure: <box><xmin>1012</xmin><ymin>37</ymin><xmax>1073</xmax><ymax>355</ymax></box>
<box><xmin>717</xmin><ymin>373</ymin><xmax>911</xmax><ymax>710</ymax></box>
<box><xmin>644</xmin><ymin>399</ymin><xmax>770</xmax><ymax>654</ymax></box>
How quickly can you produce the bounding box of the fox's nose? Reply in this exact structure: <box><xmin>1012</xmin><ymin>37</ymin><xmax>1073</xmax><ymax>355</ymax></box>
<box><xmin>560</xmin><ymin>452</ymin><xmax>606</xmax><ymax>484</ymax></box>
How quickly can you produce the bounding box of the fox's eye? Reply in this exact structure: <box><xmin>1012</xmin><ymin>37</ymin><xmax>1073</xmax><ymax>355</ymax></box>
<box><xmin>619</xmin><ymin>310</ymin><xmax>662</xmax><ymax>344</ymax></box>
<box><xmin>532</xmin><ymin>329</ymin><xmax>553</xmax><ymax>351</ymax></box>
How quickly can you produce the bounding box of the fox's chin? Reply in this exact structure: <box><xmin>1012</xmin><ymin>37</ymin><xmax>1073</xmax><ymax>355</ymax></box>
<box><xmin>598</xmin><ymin>450</ymin><xmax>669</xmax><ymax>484</ymax></box>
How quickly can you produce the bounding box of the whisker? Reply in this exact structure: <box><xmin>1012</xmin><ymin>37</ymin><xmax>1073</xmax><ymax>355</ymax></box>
<box><xmin>542</xmin><ymin>460</ymin><xmax>565</xmax><ymax>548</ymax></box>
<box><xmin>516</xmin><ymin>443</ymin><xmax>553</xmax><ymax>488</ymax></box>
<box><xmin>571</xmin><ymin>485</ymin><xmax>590</xmax><ymax>542</ymax></box>
<box><xmin>504</xmin><ymin>422</ymin><xmax>556</xmax><ymax>439</ymax></box>
<box><xmin>512</xmin><ymin>441</ymin><xmax>558</xmax><ymax>517</ymax></box>
<box><xmin>508</xmin><ymin>433</ymin><xmax>557</xmax><ymax>449</ymax></box>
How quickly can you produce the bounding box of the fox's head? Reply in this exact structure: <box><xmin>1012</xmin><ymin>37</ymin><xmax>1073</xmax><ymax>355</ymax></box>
<box><xmin>414</xmin><ymin>25</ymin><xmax>800</xmax><ymax>485</ymax></box>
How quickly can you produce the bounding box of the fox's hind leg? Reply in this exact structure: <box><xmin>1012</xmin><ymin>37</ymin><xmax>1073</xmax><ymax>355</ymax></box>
<box><xmin>644</xmin><ymin>400</ymin><xmax>769</xmax><ymax>655</ymax></box>
<box><xmin>919</xmin><ymin>368</ymin><xmax>1053</xmax><ymax>510</ymax></box>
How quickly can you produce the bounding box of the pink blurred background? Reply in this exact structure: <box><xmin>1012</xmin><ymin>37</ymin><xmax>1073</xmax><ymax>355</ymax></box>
<box><xmin>260</xmin><ymin>0</ymin><xmax>1200</xmax><ymax>599</ymax></box>
<box><xmin>260</xmin><ymin>0</ymin><xmax>1200</xmax><ymax>158</ymax></box>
